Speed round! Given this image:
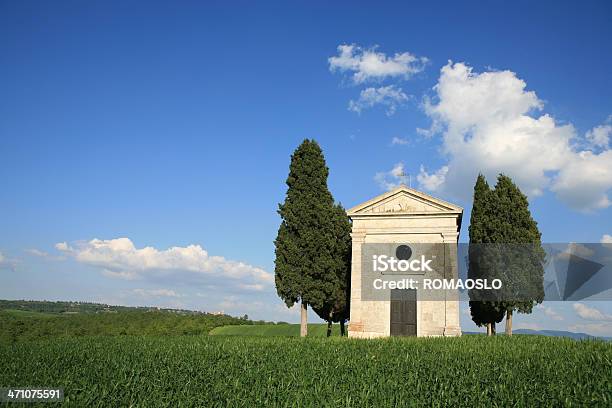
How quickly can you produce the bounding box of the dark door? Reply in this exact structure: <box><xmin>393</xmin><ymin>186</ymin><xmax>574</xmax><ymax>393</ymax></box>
<box><xmin>390</xmin><ymin>289</ymin><xmax>417</xmax><ymax>336</ymax></box>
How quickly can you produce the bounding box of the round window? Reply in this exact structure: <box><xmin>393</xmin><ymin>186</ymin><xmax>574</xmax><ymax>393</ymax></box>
<box><xmin>396</xmin><ymin>244</ymin><xmax>412</xmax><ymax>260</ymax></box>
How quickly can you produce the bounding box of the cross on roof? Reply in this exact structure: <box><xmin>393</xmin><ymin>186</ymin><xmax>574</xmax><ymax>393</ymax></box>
<box><xmin>398</xmin><ymin>170</ymin><xmax>411</xmax><ymax>188</ymax></box>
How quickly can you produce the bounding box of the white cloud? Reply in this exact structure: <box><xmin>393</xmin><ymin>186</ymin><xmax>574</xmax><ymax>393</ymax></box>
<box><xmin>375</xmin><ymin>162</ymin><xmax>407</xmax><ymax>190</ymax></box>
<box><xmin>26</xmin><ymin>248</ymin><xmax>48</xmax><ymax>257</ymax></box>
<box><xmin>132</xmin><ymin>288</ymin><xmax>182</xmax><ymax>298</ymax></box>
<box><xmin>55</xmin><ymin>242</ymin><xmax>69</xmax><ymax>251</ymax></box>
<box><xmin>0</xmin><ymin>251</ymin><xmax>16</xmax><ymax>271</ymax></box>
<box><xmin>416</xmin><ymin>122</ymin><xmax>442</xmax><ymax>138</ymax></box>
<box><xmin>550</xmin><ymin>150</ymin><xmax>612</xmax><ymax>210</ymax></box>
<box><xmin>536</xmin><ymin>304</ymin><xmax>564</xmax><ymax>321</ymax></box>
<box><xmin>544</xmin><ymin>308</ymin><xmax>564</xmax><ymax>321</ymax></box>
<box><xmin>329</xmin><ymin>44</ymin><xmax>428</xmax><ymax>84</ymax></box>
<box><xmin>585</xmin><ymin>124</ymin><xmax>611</xmax><ymax>148</ymax></box>
<box><xmin>391</xmin><ymin>136</ymin><xmax>409</xmax><ymax>146</ymax></box>
<box><xmin>568</xmin><ymin>323</ymin><xmax>612</xmax><ymax>336</ymax></box>
<box><xmin>237</xmin><ymin>283</ymin><xmax>265</xmax><ymax>291</ymax></box>
<box><xmin>601</xmin><ymin>234</ymin><xmax>612</xmax><ymax>244</ymax></box>
<box><xmin>348</xmin><ymin>85</ymin><xmax>409</xmax><ymax>116</ymax></box>
<box><xmin>417</xmin><ymin>61</ymin><xmax>612</xmax><ymax>212</ymax></box>
<box><xmin>573</xmin><ymin>303</ymin><xmax>612</xmax><ymax>321</ymax></box>
<box><xmin>25</xmin><ymin>248</ymin><xmax>65</xmax><ymax>261</ymax></box>
<box><xmin>56</xmin><ymin>237</ymin><xmax>272</xmax><ymax>284</ymax></box>
<box><xmin>560</xmin><ymin>242</ymin><xmax>595</xmax><ymax>259</ymax></box>
<box><xmin>417</xmin><ymin>165</ymin><xmax>448</xmax><ymax>191</ymax></box>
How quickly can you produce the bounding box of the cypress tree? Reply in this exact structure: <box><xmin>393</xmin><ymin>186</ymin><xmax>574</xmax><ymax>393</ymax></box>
<box><xmin>274</xmin><ymin>139</ymin><xmax>339</xmax><ymax>337</ymax></box>
<box><xmin>491</xmin><ymin>174</ymin><xmax>545</xmax><ymax>336</ymax></box>
<box><xmin>468</xmin><ymin>174</ymin><xmax>504</xmax><ymax>335</ymax></box>
<box><xmin>312</xmin><ymin>203</ymin><xmax>352</xmax><ymax>336</ymax></box>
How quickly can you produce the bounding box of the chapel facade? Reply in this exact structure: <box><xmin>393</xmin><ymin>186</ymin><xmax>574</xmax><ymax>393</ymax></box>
<box><xmin>347</xmin><ymin>185</ymin><xmax>463</xmax><ymax>338</ymax></box>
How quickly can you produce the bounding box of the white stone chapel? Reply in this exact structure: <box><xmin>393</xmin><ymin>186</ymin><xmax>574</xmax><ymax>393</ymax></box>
<box><xmin>347</xmin><ymin>185</ymin><xmax>463</xmax><ymax>338</ymax></box>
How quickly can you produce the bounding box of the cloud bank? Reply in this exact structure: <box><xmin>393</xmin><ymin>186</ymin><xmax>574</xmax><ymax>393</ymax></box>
<box><xmin>55</xmin><ymin>237</ymin><xmax>272</xmax><ymax>284</ymax></box>
<box><xmin>415</xmin><ymin>62</ymin><xmax>612</xmax><ymax>212</ymax></box>
<box><xmin>573</xmin><ymin>303</ymin><xmax>612</xmax><ymax>322</ymax></box>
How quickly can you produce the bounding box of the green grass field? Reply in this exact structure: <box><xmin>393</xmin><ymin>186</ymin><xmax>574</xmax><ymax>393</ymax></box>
<box><xmin>210</xmin><ymin>323</ymin><xmax>341</xmax><ymax>337</ymax></box>
<box><xmin>1</xmin><ymin>335</ymin><xmax>610</xmax><ymax>406</ymax></box>
<box><xmin>1</xmin><ymin>303</ymin><xmax>610</xmax><ymax>406</ymax></box>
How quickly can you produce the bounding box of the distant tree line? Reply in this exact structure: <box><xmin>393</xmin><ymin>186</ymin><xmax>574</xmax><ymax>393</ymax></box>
<box><xmin>0</xmin><ymin>299</ymin><xmax>220</xmax><ymax>315</ymax></box>
<box><xmin>0</xmin><ymin>308</ymin><xmax>256</xmax><ymax>342</ymax></box>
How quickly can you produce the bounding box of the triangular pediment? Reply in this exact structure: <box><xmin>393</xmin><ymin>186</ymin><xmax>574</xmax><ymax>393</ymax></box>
<box><xmin>347</xmin><ymin>185</ymin><xmax>462</xmax><ymax>216</ymax></box>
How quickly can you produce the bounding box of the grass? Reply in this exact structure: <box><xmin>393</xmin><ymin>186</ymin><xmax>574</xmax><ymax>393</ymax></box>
<box><xmin>210</xmin><ymin>323</ymin><xmax>341</xmax><ymax>337</ymax></box>
<box><xmin>1</xmin><ymin>335</ymin><xmax>610</xmax><ymax>407</ymax></box>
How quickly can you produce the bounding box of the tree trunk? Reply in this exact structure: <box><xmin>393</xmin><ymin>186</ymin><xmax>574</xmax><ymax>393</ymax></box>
<box><xmin>491</xmin><ymin>322</ymin><xmax>496</xmax><ymax>336</ymax></box>
<box><xmin>505</xmin><ymin>310</ymin><xmax>513</xmax><ymax>336</ymax></box>
<box><xmin>326</xmin><ymin>310</ymin><xmax>333</xmax><ymax>337</ymax></box>
<box><xmin>300</xmin><ymin>301</ymin><xmax>307</xmax><ymax>337</ymax></box>
<box><xmin>486</xmin><ymin>323</ymin><xmax>492</xmax><ymax>336</ymax></box>
<box><xmin>340</xmin><ymin>320</ymin><xmax>346</xmax><ymax>337</ymax></box>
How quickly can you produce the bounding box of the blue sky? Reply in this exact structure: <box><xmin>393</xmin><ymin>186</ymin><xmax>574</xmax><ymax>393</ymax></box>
<box><xmin>1</xmin><ymin>1</ymin><xmax>611</xmax><ymax>335</ymax></box>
